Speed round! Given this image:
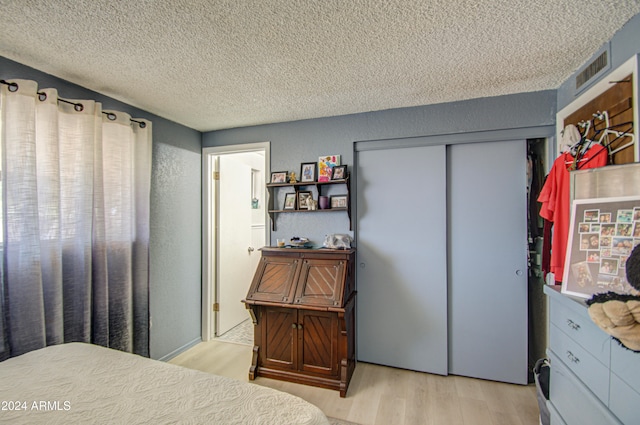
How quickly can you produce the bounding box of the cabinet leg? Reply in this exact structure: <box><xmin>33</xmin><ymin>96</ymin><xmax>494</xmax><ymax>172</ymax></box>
<box><xmin>249</xmin><ymin>345</ymin><xmax>259</xmax><ymax>380</ymax></box>
<box><xmin>339</xmin><ymin>358</ymin><xmax>348</xmax><ymax>398</ymax></box>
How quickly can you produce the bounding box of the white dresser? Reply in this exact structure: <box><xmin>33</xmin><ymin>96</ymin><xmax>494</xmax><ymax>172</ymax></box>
<box><xmin>544</xmin><ymin>285</ymin><xmax>640</xmax><ymax>424</ymax></box>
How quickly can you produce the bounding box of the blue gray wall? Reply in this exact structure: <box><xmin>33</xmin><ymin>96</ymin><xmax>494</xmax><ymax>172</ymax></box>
<box><xmin>0</xmin><ymin>57</ymin><xmax>203</xmax><ymax>361</ymax></box>
<box><xmin>203</xmin><ymin>90</ymin><xmax>557</xmax><ymax>245</ymax></box>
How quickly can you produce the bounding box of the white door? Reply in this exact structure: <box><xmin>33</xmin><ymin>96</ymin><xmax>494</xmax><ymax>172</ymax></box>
<box><xmin>217</xmin><ymin>155</ymin><xmax>253</xmax><ymax>335</ymax></box>
<box><xmin>448</xmin><ymin>140</ymin><xmax>528</xmax><ymax>384</ymax></box>
<box><xmin>356</xmin><ymin>144</ymin><xmax>448</xmax><ymax>374</ymax></box>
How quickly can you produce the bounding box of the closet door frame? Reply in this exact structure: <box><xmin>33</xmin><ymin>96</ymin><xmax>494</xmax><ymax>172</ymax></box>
<box><xmin>353</xmin><ymin>125</ymin><xmax>554</xmax><ymax>381</ymax></box>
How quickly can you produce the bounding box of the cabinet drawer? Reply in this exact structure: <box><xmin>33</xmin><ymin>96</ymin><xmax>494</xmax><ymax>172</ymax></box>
<box><xmin>549</xmin><ymin>352</ymin><xmax>622</xmax><ymax>425</ymax></box>
<box><xmin>610</xmin><ymin>372</ymin><xmax>640</xmax><ymax>425</ymax></box>
<box><xmin>611</xmin><ymin>342</ymin><xmax>640</xmax><ymax>395</ymax></box>
<box><xmin>550</xmin><ymin>323</ymin><xmax>610</xmax><ymax>404</ymax></box>
<box><xmin>549</xmin><ymin>296</ymin><xmax>611</xmax><ymax>366</ymax></box>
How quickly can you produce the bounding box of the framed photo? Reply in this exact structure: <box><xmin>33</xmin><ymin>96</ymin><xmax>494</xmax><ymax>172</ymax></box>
<box><xmin>297</xmin><ymin>191</ymin><xmax>313</xmax><ymax>210</ymax></box>
<box><xmin>331</xmin><ymin>165</ymin><xmax>347</xmax><ymax>180</ymax></box>
<box><xmin>318</xmin><ymin>155</ymin><xmax>340</xmax><ymax>182</ymax></box>
<box><xmin>330</xmin><ymin>194</ymin><xmax>348</xmax><ymax>209</ymax></box>
<box><xmin>562</xmin><ymin>195</ymin><xmax>640</xmax><ymax>298</ymax></box>
<box><xmin>300</xmin><ymin>162</ymin><xmax>316</xmax><ymax>182</ymax></box>
<box><xmin>270</xmin><ymin>171</ymin><xmax>288</xmax><ymax>184</ymax></box>
<box><xmin>283</xmin><ymin>192</ymin><xmax>297</xmax><ymax>210</ymax></box>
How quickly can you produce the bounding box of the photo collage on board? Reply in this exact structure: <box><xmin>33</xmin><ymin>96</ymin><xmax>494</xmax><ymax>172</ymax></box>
<box><xmin>568</xmin><ymin>199</ymin><xmax>640</xmax><ymax>297</ymax></box>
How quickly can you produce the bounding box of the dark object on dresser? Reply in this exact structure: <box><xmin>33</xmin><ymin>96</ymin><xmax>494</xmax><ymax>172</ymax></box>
<box><xmin>243</xmin><ymin>247</ymin><xmax>356</xmax><ymax>397</ymax></box>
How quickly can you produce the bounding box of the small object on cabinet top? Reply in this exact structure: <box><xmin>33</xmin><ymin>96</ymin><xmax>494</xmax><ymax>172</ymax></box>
<box><xmin>290</xmin><ymin>236</ymin><xmax>311</xmax><ymax>247</ymax></box>
<box><xmin>323</xmin><ymin>234</ymin><xmax>351</xmax><ymax>249</ymax></box>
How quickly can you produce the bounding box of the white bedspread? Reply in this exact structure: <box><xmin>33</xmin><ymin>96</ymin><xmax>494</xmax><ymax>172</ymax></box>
<box><xmin>0</xmin><ymin>343</ymin><xmax>330</xmax><ymax>424</ymax></box>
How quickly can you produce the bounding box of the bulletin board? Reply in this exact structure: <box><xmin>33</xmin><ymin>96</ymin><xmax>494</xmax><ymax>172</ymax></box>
<box><xmin>562</xmin><ymin>196</ymin><xmax>640</xmax><ymax>298</ymax></box>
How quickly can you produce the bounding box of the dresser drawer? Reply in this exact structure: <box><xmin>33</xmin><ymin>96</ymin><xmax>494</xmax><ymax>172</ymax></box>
<box><xmin>549</xmin><ymin>296</ymin><xmax>611</xmax><ymax>366</ymax></box>
<box><xmin>611</xmin><ymin>342</ymin><xmax>640</xmax><ymax>395</ymax></box>
<box><xmin>609</xmin><ymin>373</ymin><xmax>640</xmax><ymax>425</ymax></box>
<box><xmin>549</xmin><ymin>352</ymin><xmax>622</xmax><ymax>425</ymax></box>
<box><xmin>550</xmin><ymin>323</ymin><xmax>610</xmax><ymax>404</ymax></box>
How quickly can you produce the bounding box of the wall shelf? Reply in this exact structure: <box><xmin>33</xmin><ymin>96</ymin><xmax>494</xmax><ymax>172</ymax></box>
<box><xmin>266</xmin><ymin>174</ymin><xmax>351</xmax><ymax>231</ymax></box>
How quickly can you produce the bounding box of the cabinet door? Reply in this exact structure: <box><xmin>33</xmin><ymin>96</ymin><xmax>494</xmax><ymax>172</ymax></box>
<box><xmin>293</xmin><ymin>258</ymin><xmax>346</xmax><ymax>307</ymax></box>
<box><xmin>261</xmin><ymin>307</ymin><xmax>297</xmax><ymax>371</ymax></box>
<box><xmin>298</xmin><ymin>310</ymin><xmax>339</xmax><ymax>377</ymax></box>
<box><xmin>245</xmin><ymin>255</ymin><xmax>299</xmax><ymax>303</ymax></box>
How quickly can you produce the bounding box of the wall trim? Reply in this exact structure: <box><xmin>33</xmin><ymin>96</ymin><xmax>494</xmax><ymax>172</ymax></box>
<box><xmin>354</xmin><ymin>125</ymin><xmax>555</xmax><ymax>152</ymax></box>
<box><xmin>157</xmin><ymin>337</ymin><xmax>201</xmax><ymax>362</ymax></box>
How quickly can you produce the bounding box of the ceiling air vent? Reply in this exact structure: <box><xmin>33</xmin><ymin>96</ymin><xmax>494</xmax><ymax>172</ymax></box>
<box><xmin>576</xmin><ymin>50</ymin><xmax>608</xmax><ymax>90</ymax></box>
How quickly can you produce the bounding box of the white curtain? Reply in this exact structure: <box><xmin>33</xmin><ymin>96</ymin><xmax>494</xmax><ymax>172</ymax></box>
<box><xmin>0</xmin><ymin>79</ymin><xmax>151</xmax><ymax>359</ymax></box>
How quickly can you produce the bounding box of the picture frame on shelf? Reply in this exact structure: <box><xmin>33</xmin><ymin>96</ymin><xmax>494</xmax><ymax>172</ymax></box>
<box><xmin>318</xmin><ymin>155</ymin><xmax>340</xmax><ymax>182</ymax></box>
<box><xmin>298</xmin><ymin>191</ymin><xmax>313</xmax><ymax>210</ymax></box>
<box><xmin>300</xmin><ymin>162</ymin><xmax>317</xmax><ymax>183</ymax></box>
<box><xmin>330</xmin><ymin>194</ymin><xmax>348</xmax><ymax>209</ymax></box>
<box><xmin>283</xmin><ymin>193</ymin><xmax>297</xmax><ymax>210</ymax></box>
<box><xmin>331</xmin><ymin>165</ymin><xmax>347</xmax><ymax>180</ymax></box>
<box><xmin>270</xmin><ymin>171</ymin><xmax>288</xmax><ymax>184</ymax></box>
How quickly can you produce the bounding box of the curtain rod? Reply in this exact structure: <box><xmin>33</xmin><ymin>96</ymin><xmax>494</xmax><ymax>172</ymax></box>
<box><xmin>1</xmin><ymin>79</ymin><xmax>146</xmax><ymax>128</ymax></box>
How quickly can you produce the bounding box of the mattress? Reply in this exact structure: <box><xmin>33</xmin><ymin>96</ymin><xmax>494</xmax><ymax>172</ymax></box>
<box><xmin>0</xmin><ymin>342</ymin><xmax>330</xmax><ymax>424</ymax></box>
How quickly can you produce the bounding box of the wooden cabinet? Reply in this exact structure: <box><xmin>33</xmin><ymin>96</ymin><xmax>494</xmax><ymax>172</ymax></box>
<box><xmin>266</xmin><ymin>174</ymin><xmax>351</xmax><ymax>230</ymax></box>
<box><xmin>243</xmin><ymin>247</ymin><xmax>356</xmax><ymax>397</ymax></box>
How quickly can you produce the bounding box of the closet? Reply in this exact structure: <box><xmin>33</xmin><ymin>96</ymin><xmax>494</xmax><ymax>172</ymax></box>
<box><xmin>356</xmin><ymin>136</ymin><xmax>542</xmax><ymax>385</ymax></box>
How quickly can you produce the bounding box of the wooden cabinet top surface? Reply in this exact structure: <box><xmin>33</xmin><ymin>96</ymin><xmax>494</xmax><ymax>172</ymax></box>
<box><xmin>260</xmin><ymin>247</ymin><xmax>355</xmax><ymax>255</ymax></box>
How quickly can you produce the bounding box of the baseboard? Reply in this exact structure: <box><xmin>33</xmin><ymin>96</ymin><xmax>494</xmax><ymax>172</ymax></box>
<box><xmin>157</xmin><ymin>337</ymin><xmax>201</xmax><ymax>362</ymax></box>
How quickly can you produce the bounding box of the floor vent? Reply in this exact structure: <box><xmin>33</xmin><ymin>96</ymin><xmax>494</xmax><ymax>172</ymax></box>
<box><xmin>576</xmin><ymin>50</ymin><xmax>608</xmax><ymax>90</ymax></box>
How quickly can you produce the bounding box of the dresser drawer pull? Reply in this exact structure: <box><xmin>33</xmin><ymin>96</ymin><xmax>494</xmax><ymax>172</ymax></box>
<box><xmin>566</xmin><ymin>350</ymin><xmax>580</xmax><ymax>364</ymax></box>
<box><xmin>566</xmin><ymin>319</ymin><xmax>581</xmax><ymax>331</ymax></box>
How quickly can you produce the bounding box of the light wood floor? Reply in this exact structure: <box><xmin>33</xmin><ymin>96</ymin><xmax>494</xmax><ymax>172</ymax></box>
<box><xmin>169</xmin><ymin>340</ymin><xmax>541</xmax><ymax>425</ymax></box>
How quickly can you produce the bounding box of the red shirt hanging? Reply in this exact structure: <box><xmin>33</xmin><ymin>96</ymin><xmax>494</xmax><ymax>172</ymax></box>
<box><xmin>538</xmin><ymin>144</ymin><xmax>608</xmax><ymax>282</ymax></box>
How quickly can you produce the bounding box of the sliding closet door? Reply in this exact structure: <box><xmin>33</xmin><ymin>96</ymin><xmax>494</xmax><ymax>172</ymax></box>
<box><xmin>356</xmin><ymin>145</ymin><xmax>447</xmax><ymax>374</ymax></box>
<box><xmin>448</xmin><ymin>140</ymin><xmax>528</xmax><ymax>384</ymax></box>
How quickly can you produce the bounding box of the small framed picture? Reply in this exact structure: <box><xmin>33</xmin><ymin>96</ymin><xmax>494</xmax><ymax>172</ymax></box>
<box><xmin>270</xmin><ymin>171</ymin><xmax>288</xmax><ymax>184</ymax></box>
<box><xmin>331</xmin><ymin>165</ymin><xmax>347</xmax><ymax>180</ymax></box>
<box><xmin>300</xmin><ymin>162</ymin><xmax>317</xmax><ymax>182</ymax></box>
<box><xmin>298</xmin><ymin>191</ymin><xmax>313</xmax><ymax>210</ymax></box>
<box><xmin>318</xmin><ymin>155</ymin><xmax>341</xmax><ymax>182</ymax></box>
<box><xmin>330</xmin><ymin>194</ymin><xmax>348</xmax><ymax>209</ymax></box>
<box><xmin>283</xmin><ymin>193</ymin><xmax>297</xmax><ymax>210</ymax></box>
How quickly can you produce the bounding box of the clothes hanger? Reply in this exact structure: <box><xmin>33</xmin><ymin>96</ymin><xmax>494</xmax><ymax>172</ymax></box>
<box><xmin>564</xmin><ymin>121</ymin><xmax>591</xmax><ymax>157</ymax></box>
<box><xmin>604</xmin><ymin>129</ymin><xmax>635</xmax><ymax>156</ymax></box>
<box><xmin>590</xmin><ymin>111</ymin><xmax>636</xmax><ymax>157</ymax></box>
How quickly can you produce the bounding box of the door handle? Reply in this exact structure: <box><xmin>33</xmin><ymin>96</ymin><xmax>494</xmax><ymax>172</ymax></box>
<box><xmin>248</xmin><ymin>246</ymin><xmax>255</xmax><ymax>253</ymax></box>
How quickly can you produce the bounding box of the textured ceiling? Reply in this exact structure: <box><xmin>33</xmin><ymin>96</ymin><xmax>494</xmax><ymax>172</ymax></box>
<box><xmin>1</xmin><ymin>1</ymin><xmax>639</xmax><ymax>132</ymax></box>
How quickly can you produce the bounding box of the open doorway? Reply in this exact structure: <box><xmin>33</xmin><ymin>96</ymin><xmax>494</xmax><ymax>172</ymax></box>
<box><xmin>202</xmin><ymin>142</ymin><xmax>270</xmax><ymax>342</ymax></box>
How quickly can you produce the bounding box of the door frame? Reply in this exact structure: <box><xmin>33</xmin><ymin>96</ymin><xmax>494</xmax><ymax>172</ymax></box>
<box><xmin>353</xmin><ymin>126</ymin><xmax>555</xmax><ymax>378</ymax></box>
<box><xmin>202</xmin><ymin>142</ymin><xmax>270</xmax><ymax>341</ymax></box>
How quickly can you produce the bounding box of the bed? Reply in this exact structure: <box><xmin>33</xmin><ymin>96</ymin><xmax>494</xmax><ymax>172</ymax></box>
<box><xmin>0</xmin><ymin>342</ymin><xmax>330</xmax><ymax>424</ymax></box>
